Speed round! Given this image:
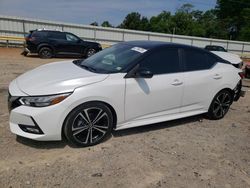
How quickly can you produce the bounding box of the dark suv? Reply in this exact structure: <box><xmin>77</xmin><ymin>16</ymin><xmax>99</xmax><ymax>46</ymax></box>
<box><xmin>23</xmin><ymin>30</ymin><xmax>102</xmax><ymax>58</ymax></box>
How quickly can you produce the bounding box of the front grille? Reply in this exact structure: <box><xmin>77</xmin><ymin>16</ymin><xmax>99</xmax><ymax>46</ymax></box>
<box><xmin>8</xmin><ymin>92</ymin><xmax>22</xmax><ymax>111</ymax></box>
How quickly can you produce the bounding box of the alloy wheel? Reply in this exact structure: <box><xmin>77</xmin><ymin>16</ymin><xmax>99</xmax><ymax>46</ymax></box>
<box><xmin>41</xmin><ymin>50</ymin><xmax>51</xmax><ymax>58</ymax></box>
<box><xmin>212</xmin><ymin>91</ymin><xmax>231</xmax><ymax>118</ymax></box>
<box><xmin>72</xmin><ymin>107</ymin><xmax>109</xmax><ymax>144</ymax></box>
<box><xmin>87</xmin><ymin>49</ymin><xmax>96</xmax><ymax>57</ymax></box>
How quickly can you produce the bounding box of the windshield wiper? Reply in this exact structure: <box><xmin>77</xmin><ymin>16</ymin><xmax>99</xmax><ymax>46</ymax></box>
<box><xmin>73</xmin><ymin>59</ymin><xmax>97</xmax><ymax>73</ymax></box>
<box><xmin>80</xmin><ymin>64</ymin><xmax>97</xmax><ymax>73</ymax></box>
<box><xmin>72</xmin><ymin>59</ymin><xmax>83</xmax><ymax>65</ymax></box>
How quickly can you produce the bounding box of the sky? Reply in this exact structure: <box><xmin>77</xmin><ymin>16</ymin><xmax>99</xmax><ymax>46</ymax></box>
<box><xmin>0</xmin><ymin>0</ymin><xmax>217</xmax><ymax>26</ymax></box>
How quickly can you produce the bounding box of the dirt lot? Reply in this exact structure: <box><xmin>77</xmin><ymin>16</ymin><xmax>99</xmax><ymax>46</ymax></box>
<box><xmin>0</xmin><ymin>47</ymin><xmax>249</xmax><ymax>188</ymax></box>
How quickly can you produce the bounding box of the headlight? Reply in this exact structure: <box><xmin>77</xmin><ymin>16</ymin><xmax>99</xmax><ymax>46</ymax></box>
<box><xmin>19</xmin><ymin>93</ymin><xmax>71</xmax><ymax>107</ymax></box>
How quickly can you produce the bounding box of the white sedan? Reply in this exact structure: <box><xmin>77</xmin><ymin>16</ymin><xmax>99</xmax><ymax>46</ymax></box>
<box><xmin>211</xmin><ymin>51</ymin><xmax>243</xmax><ymax>69</ymax></box>
<box><xmin>8</xmin><ymin>41</ymin><xmax>244</xmax><ymax>147</ymax></box>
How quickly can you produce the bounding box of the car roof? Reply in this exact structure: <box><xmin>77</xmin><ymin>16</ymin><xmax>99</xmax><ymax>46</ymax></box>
<box><xmin>122</xmin><ymin>40</ymin><xmax>205</xmax><ymax>51</ymax></box>
<box><xmin>30</xmin><ymin>29</ymin><xmax>63</xmax><ymax>33</ymax></box>
<box><xmin>205</xmin><ymin>45</ymin><xmax>222</xmax><ymax>47</ymax></box>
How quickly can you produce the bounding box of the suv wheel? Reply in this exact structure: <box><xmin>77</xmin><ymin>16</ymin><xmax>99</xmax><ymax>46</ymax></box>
<box><xmin>86</xmin><ymin>48</ymin><xmax>96</xmax><ymax>58</ymax></box>
<box><xmin>64</xmin><ymin>102</ymin><xmax>113</xmax><ymax>147</ymax></box>
<box><xmin>207</xmin><ymin>90</ymin><xmax>232</xmax><ymax>120</ymax></box>
<box><xmin>39</xmin><ymin>47</ymin><xmax>53</xmax><ymax>58</ymax></box>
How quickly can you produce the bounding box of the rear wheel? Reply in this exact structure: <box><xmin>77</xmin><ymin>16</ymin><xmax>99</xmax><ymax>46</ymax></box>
<box><xmin>39</xmin><ymin>47</ymin><xmax>53</xmax><ymax>58</ymax></box>
<box><xmin>64</xmin><ymin>102</ymin><xmax>113</xmax><ymax>147</ymax></box>
<box><xmin>207</xmin><ymin>90</ymin><xmax>232</xmax><ymax>120</ymax></box>
<box><xmin>21</xmin><ymin>51</ymin><xmax>28</xmax><ymax>56</ymax></box>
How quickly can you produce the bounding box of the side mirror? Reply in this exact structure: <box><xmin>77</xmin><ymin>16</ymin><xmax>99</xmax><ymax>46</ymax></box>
<box><xmin>125</xmin><ymin>64</ymin><xmax>153</xmax><ymax>79</ymax></box>
<box><xmin>136</xmin><ymin>69</ymin><xmax>153</xmax><ymax>78</ymax></box>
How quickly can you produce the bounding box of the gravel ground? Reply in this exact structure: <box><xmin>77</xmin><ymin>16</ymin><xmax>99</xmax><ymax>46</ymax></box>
<box><xmin>0</xmin><ymin>47</ymin><xmax>249</xmax><ymax>188</ymax></box>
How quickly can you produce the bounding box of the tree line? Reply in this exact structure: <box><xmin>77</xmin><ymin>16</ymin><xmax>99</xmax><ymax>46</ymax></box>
<box><xmin>90</xmin><ymin>0</ymin><xmax>250</xmax><ymax>42</ymax></box>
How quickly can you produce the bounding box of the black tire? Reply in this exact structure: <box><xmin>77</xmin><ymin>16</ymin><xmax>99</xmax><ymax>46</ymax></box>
<box><xmin>85</xmin><ymin>48</ymin><xmax>96</xmax><ymax>58</ymax></box>
<box><xmin>38</xmin><ymin>47</ymin><xmax>53</xmax><ymax>59</ymax></box>
<box><xmin>21</xmin><ymin>51</ymin><xmax>28</xmax><ymax>56</ymax></box>
<box><xmin>207</xmin><ymin>90</ymin><xmax>233</xmax><ymax>120</ymax></box>
<box><xmin>63</xmin><ymin>102</ymin><xmax>113</xmax><ymax>147</ymax></box>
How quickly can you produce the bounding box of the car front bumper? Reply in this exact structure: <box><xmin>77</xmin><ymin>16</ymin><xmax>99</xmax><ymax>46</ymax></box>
<box><xmin>8</xmin><ymin>84</ymin><xmax>69</xmax><ymax>141</ymax></box>
<box><xmin>9</xmin><ymin>102</ymin><xmax>66</xmax><ymax>141</ymax></box>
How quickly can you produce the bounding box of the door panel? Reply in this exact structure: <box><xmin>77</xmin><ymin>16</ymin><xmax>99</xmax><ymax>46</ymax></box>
<box><xmin>64</xmin><ymin>33</ymin><xmax>82</xmax><ymax>54</ymax></box>
<box><xmin>180</xmin><ymin>48</ymin><xmax>222</xmax><ymax>112</ymax></box>
<box><xmin>181</xmin><ymin>69</ymin><xmax>219</xmax><ymax>112</ymax></box>
<box><xmin>125</xmin><ymin>73</ymin><xmax>184</xmax><ymax>121</ymax></box>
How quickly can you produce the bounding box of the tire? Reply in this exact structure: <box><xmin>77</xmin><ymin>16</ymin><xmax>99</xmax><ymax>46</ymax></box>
<box><xmin>21</xmin><ymin>51</ymin><xmax>28</xmax><ymax>56</ymax></box>
<box><xmin>207</xmin><ymin>90</ymin><xmax>233</xmax><ymax>120</ymax></box>
<box><xmin>85</xmin><ymin>48</ymin><xmax>96</xmax><ymax>58</ymax></box>
<box><xmin>63</xmin><ymin>102</ymin><xmax>113</xmax><ymax>147</ymax></box>
<box><xmin>38</xmin><ymin>47</ymin><xmax>53</xmax><ymax>59</ymax></box>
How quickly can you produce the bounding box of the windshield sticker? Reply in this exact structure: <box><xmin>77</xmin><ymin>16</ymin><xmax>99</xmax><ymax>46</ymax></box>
<box><xmin>116</xmin><ymin>67</ymin><xmax>122</xmax><ymax>70</ymax></box>
<box><xmin>131</xmin><ymin>47</ymin><xmax>147</xmax><ymax>53</ymax></box>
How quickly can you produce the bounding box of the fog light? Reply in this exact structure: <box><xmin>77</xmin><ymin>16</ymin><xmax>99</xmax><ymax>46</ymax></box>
<box><xmin>26</xmin><ymin>127</ymin><xmax>41</xmax><ymax>134</ymax></box>
<box><xmin>18</xmin><ymin>117</ymin><xmax>44</xmax><ymax>134</ymax></box>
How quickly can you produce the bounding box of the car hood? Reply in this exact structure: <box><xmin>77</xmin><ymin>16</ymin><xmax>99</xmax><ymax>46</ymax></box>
<box><xmin>211</xmin><ymin>51</ymin><xmax>242</xmax><ymax>65</ymax></box>
<box><xmin>16</xmin><ymin>60</ymin><xmax>109</xmax><ymax>95</ymax></box>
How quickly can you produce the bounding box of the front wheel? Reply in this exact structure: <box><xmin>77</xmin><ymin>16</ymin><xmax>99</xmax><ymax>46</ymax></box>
<box><xmin>85</xmin><ymin>48</ymin><xmax>96</xmax><ymax>58</ymax></box>
<box><xmin>64</xmin><ymin>102</ymin><xmax>113</xmax><ymax>147</ymax></box>
<box><xmin>207</xmin><ymin>90</ymin><xmax>232</xmax><ymax>120</ymax></box>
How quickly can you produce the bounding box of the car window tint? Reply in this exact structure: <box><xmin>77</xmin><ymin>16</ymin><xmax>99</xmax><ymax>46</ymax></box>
<box><xmin>48</xmin><ymin>32</ymin><xmax>66</xmax><ymax>40</ymax></box>
<box><xmin>184</xmin><ymin>49</ymin><xmax>215</xmax><ymax>71</ymax></box>
<box><xmin>206</xmin><ymin>54</ymin><xmax>218</xmax><ymax>65</ymax></box>
<box><xmin>140</xmin><ymin>48</ymin><xmax>180</xmax><ymax>74</ymax></box>
<box><xmin>31</xmin><ymin>31</ymin><xmax>47</xmax><ymax>38</ymax></box>
<box><xmin>66</xmin><ymin>34</ymin><xmax>78</xmax><ymax>42</ymax></box>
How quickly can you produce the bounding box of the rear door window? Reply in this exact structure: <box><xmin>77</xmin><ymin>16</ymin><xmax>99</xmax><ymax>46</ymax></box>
<box><xmin>183</xmin><ymin>49</ymin><xmax>216</xmax><ymax>71</ymax></box>
<box><xmin>48</xmin><ymin>32</ymin><xmax>66</xmax><ymax>40</ymax></box>
<box><xmin>31</xmin><ymin>31</ymin><xmax>47</xmax><ymax>38</ymax></box>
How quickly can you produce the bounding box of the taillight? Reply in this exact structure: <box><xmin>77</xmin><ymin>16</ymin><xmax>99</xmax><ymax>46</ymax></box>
<box><xmin>26</xmin><ymin>37</ymin><xmax>36</xmax><ymax>41</ymax></box>
<box><xmin>238</xmin><ymin>72</ymin><xmax>245</xmax><ymax>79</ymax></box>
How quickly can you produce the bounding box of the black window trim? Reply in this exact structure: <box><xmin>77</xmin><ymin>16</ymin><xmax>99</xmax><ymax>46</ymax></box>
<box><xmin>124</xmin><ymin>45</ymin><xmax>231</xmax><ymax>76</ymax></box>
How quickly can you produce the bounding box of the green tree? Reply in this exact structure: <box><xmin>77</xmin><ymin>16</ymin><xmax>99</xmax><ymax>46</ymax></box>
<box><xmin>150</xmin><ymin>11</ymin><xmax>173</xmax><ymax>33</ymax></box>
<box><xmin>119</xmin><ymin>12</ymin><xmax>142</xmax><ymax>30</ymax></box>
<box><xmin>140</xmin><ymin>17</ymin><xmax>151</xmax><ymax>31</ymax></box>
<box><xmin>101</xmin><ymin>21</ymin><xmax>113</xmax><ymax>27</ymax></box>
<box><xmin>215</xmin><ymin>0</ymin><xmax>250</xmax><ymax>40</ymax></box>
<box><xmin>239</xmin><ymin>8</ymin><xmax>250</xmax><ymax>41</ymax></box>
<box><xmin>92</xmin><ymin>1</ymin><xmax>250</xmax><ymax>41</ymax></box>
<box><xmin>171</xmin><ymin>6</ymin><xmax>194</xmax><ymax>35</ymax></box>
<box><xmin>90</xmin><ymin>22</ymin><xmax>98</xmax><ymax>26</ymax></box>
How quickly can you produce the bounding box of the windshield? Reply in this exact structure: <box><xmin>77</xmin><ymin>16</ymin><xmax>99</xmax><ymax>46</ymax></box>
<box><xmin>75</xmin><ymin>44</ymin><xmax>146</xmax><ymax>73</ymax></box>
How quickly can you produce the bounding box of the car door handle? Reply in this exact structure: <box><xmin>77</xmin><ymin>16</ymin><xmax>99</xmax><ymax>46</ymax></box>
<box><xmin>213</xmin><ymin>74</ymin><xmax>222</xmax><ymax>80</ymax></box>
<box><xmin>171</xmin><ymin>79</ymin><xmax>183</xmax><ymax>86</ymax></box>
